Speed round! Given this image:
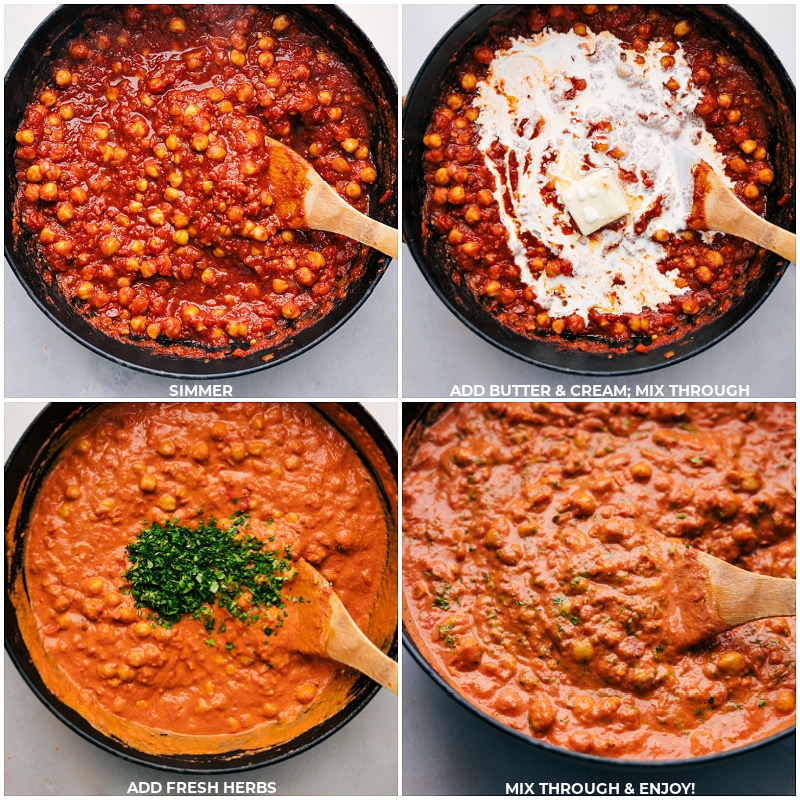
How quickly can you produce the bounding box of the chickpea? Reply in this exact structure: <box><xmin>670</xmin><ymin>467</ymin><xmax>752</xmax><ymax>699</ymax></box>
<box><xmin>272</xmin><ymin>14</ymin><xmax>291</xmax><ymax>32</ymax></box>
<box><xmin>695</xmin><ymin>265</ymin><xmax>714</xmax><ymax>285</ymax></box>
<box><xmin>460</xmin><ymin>73</ymin><xmax>477</xmax><ymax>91</ymax></box>
<box><xmin>681</xmin><ymin>297</ymin><xmax>700</xmax><ymax>315</ymax></box>
<box><xmin>483</xmin><ymin>280</ymin><xmax>502</xmax><ymax>297</ymax></box>
<box><xmin>169</xmin><ymin>17</ymin><xmax>186</xmax><ymax>34</ymax></box>
<box><xmin>192</xmin><ymin>442</ymin><xmax>210</xmax><ymax>462</ymax></box>
<box><xmin>740</xmin><ymin>473</ymin><xmax>761</xmax><ymax>493</ymax></box>
<box><xmin>56</xmin><ymin>202</ymin><xmax>75</xmax><ymax>224</ymax></box>
<box><xmin>99</xmin><ymin>235</ymin><xmax>121</xmax><ymax>257</ymax></box>
<box><xmin>673</xmin><ymin>19</ymin><xmax>692</xmax><ymax>37</ymax></box>
<box><xmin>39</xmin><ymin>182</ymin><xmax>59</xmax><ymax>202</ymax></box>
<box><xmin>528</xmin><ymin>692</ymin><xmax>556</xmax><ymax>733</ymax></box>
<box><xmin>743</xmin><ymin>183</ymin><xmax>760</xmax><ymax>200</ymax></box>
<box><xmin>728</xmin><ymin>157</ymin><xmax>748</xmax><ymax>174</ymax></box>
<box><xmin>282</xmin><ymin>300</ymin><xmax>301</xmax><ymax>320</ymax></box>
<box><xmin>447</xmin><ymin>185</ymin><xmax>466</xmax><ymax>205</ymax></box>
<box><xmin>757</xmin><ymin>167</ymin><xmax>774</xmax><ymax>185</ymax></box>
<box><xmin>740</xmin><ymin>139</ymin><xmax>758</xmax><ymax>155</ymax></box>
<box><xmin>147</xmin><ymin>207</ymin><xmax>166</xmax><ymax>226</ymax></box>
<box><xmin>653</xmin><ymin>229</ymin><xmax>670</xmax><ymax>243</ymax></box>
<box><xmin>76</xmin><ymin>281</ymin><xmax>94</xmax><ymax>301</ymax></box>
<box><xmin>345</xmin><ymin>182</ymin><xmax>362</xmax><ymax>199</ymax></box>
<box><xmin>191</xmin><ymin>133</ymin><xmax>209</xmax><ymax>152</ymax></box>
<box><xmin>774</xmin><ymin>690</ymin><xmax>795</xmax><ymax>713</ymax></box>
<box><xmin>207</xmin><ymin>143</ymin><xmax>227</xmax><ymax>161</ymax></box>
<box><xmin>65</xmin><ymin>484</ymin><xmax>82</xmax><ymax>500</ymax></box>
<box><xmin>630</xmin><ymin>461</ymin><xmax>652</xmax><ymax>481</ymax></box>
<box><xmin>26</xmin><ymin>163</ymin><xmax>45</xmax><ymax>183</ymax></box>
<box><xmin>172</xmin><ymin>229</ymin><xmax>189</xmax><ymax>246</ymax></box>
<box><xmin>139</xmin><ymin>474</ymin><xmax>158</xmax><ymax>493</ymax></box>
<box><xmin>16</xmin><ymin>129</ymin><xmax>35</xmax><ymax>145</ymax></box>
<box><xmin>423</xmin><ymin>132</ymin><xmax>442</xmax><ymax>149</ymax></box>
<box><xmin>718</xmin><ymin>651</ymin><xmax>747</xmax><ymax>676</ymax></box>
<box><xmin>293</xmin><ymin>682</ymin><xmax>318</xmax><ymax>704</ymax></box>
<box><xmin>157</xmin><ymin>440</ymin><xmax>176</xmax><ymax>458</ymax></box>
<box><xmin>159</xmin><ymin>494</ymin><xmax>177</xmax><ymax>512</ymax></box>
<box><xmin>132</xmin><ymin>621</ymin><xmax>152</xmax><ymax>639</ymax></box>
<box><xmin>68</xmin><ymin>186</ymin><xmax>89</xmax><ymax>206</ymax></box>
<box><xmin>230</xmin><ymin>443</ymin><xmax>247</xmax><ymax>463</ymax></box>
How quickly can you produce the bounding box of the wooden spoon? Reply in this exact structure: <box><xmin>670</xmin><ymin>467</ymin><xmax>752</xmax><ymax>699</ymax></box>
<box><xmin>287</xmin><ymin>558</ymin><xmax>398</xmax><ymax>695</ymax></box>
<box><xmin>264</xmin><ymin>136</ymin><xmax>398</xmax><ymax>260</ymax></box>
<box><xmin>692</xmin><ymin>161</ymin><xmax>796</xmax><ymax>262</ymax></box>
<box><xmin>671</xmin><ymin>547</ymin><xmax>796</xmax><ymax>649</ymax></box>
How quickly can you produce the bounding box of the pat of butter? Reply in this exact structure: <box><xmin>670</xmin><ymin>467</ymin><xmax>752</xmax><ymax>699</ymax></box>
<box><xmin>561</xmin><ymin>168</ymin><xmax>629</xmax><ymax>235</ymax></box>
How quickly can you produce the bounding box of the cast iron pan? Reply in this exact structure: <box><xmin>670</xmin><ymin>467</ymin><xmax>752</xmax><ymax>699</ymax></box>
<box><xmin>402</xmin><ymin>5</ymin><xmax>795</xmax><ymax>376</ymax></box>
<box><xmin>401</xmin><ymin>401</ymin><xmax>796</xmax><ymax>768</ymax></box>
<box><xmin>6</xmin><ymin>402</ymin><xmax>398</xmax><ymax>773</ymax></box>
<box><xmin>5</xmin><ymin>5</ymin><xmax>397</xmax><ymax>379</ymax></box>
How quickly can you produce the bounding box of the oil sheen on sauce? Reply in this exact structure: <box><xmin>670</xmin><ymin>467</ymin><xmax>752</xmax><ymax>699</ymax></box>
<box><xmin>403</xmin><ymin>402</ymin><xmax>796</xmax><ymax>760</ymax></box>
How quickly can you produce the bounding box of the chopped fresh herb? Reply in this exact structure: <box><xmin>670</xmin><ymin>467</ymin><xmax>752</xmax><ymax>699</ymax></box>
<box><xmin>122</xmin><ymin>510</ymin><xmax>292</xmax><ymax>641</ymax></box>
<box><xmin>758</xmin><ymin>700</ymin><xmax>767</xmax><ymax>708</ymax></box>
<box><xmin>688</xmin><ymin>455</ymin><xmax>703</xmax><ymax>466</ymax></box>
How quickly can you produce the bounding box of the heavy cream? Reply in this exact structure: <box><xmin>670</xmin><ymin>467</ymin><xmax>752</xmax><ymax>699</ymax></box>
<box><xmin>473</xmin><ymin>28</ymin><xmax>730</xmax><ymax>320</ymax></box>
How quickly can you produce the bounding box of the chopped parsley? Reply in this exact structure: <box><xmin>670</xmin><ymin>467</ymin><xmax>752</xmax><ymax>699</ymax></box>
<box><xmin>122</xmin><ymin>510</ymin><xmax>293</xmax><ymax>640</ymax></box>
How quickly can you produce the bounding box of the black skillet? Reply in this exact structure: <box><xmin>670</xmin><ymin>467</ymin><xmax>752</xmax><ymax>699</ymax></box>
<box><xmin>5</xmin><ymin>5</ymin><xmax>397</xmax><ymax>379</ymax></box>
<box><xmin>402</xmin><ymin>5</ymin><xmax>795</xmax><ymax>376</ymax></box>
<box><xmin>5</xmin><ymin>402</ymin><xmax>398</xmax><ymax>773</ymax></box>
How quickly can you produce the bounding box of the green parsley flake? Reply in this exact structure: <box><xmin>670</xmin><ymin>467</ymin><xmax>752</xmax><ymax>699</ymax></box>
<box><xmin>122</xmin><ymin>511</ymin><xmax>292</xmax><ymax>639</ymax></box>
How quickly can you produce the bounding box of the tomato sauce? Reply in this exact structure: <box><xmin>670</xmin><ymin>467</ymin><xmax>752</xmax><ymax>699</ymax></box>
<box><xmin>16</xmin><ymin>403</ymin><xmax>395</xmax><ymax>754</ymax></box>
<box><xmin>403</xmin><ymin>402</ymin><xmax>795</xmax><ymax>759</ymax></box>
<box><xmin>13</xmin><ymin>6</ymin><xmax>382</xmax><ymax>358</ymax></box>
<box><xmin>421</xmin><ymin>5</ymin><xmax>779</xmax><ymax>354</ymax></box>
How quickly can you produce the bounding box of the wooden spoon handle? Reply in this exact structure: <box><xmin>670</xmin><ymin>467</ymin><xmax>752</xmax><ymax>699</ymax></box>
<box><xmin>326</xmin><ymin>205</ymin><xmax>399</xmax><ymax>260</ymax></box>
<box><xmin>716</xmin><ymin>571</ymin><xmax>796</xmax><ymax>628</ymax></box>
<box><xmin>697</xmin><ymin>550</ymin><xmax>796</xmax><ymax>628</ymax></box>
<box><xmin>721</xmin><ymin>205</ymin><xmax>796</xmax><ymax>263</ymax></box>
<box><xmin>327</xmin><ymin>593</ymin><xmax>399</xmax><ymax>695</ymax></box>
<box><xmin>306</xmin><ymin>174</ymin><xmax>398</xmax><ymax>260</ymax></box>
<box><xmin>698</xmin><ymin>163</ymin><xmax>796</xmax><ymax>262</ymax></box>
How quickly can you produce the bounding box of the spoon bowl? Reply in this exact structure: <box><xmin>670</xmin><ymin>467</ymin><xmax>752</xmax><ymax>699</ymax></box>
<box><xmin>264</xmin><ymin>137</ymin><xmax>399</xmax><ymax>260</ymax></box>
<box><xmin>286</xmin><ymin>559</ymin><xmax>398</xmax><ymax>695</ymax></box>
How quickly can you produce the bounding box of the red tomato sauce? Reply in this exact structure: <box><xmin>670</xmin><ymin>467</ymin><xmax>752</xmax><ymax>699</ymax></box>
<box><xmin>403</xmin><ymin>403</ymin><xmax>795</xmax><ymax>759</ymax></box>
<box><xmin>13</xmin><ymin>6</ymin><xmax>382</xmax><ymax>358</ymax></box>
<box><xmin>18</xmin><ymin>403</ymin><xmax>394</xmax><ymax>752</ymax></box>
<box><xmin>421</xmin><ymin>5</ymin><xmax>779</xmax><ymax>354</ymax></box>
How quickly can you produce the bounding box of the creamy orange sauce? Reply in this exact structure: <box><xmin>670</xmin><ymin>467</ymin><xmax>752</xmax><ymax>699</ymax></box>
<box><xmin>16</xmin><ymin>402</ymin><xmax>396</xmax><ymax>754</ymax></box>
<box><xmin>403</xmin><ymin>402</ymin><xmax>795</xmax><ymax>760</ymax></box>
